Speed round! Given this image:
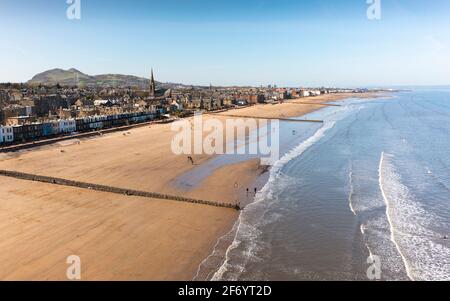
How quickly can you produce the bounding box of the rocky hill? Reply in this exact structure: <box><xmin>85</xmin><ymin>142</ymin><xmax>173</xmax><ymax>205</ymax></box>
<box><xmin>28</xmin><ymin>68</ymin><xmax>187</xmax><ymax>89</ymax></box>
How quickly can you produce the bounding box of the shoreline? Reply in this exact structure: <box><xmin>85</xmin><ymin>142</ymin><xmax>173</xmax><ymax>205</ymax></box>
<box><xmin>187</xmin><ymin>91</ymin><xmax>386</xmax><ymax>280</ymax></box>
<box><xmin>0</xmin><ymin>92</ymin><xmax>383</xmax><ymax>280</ymax></box>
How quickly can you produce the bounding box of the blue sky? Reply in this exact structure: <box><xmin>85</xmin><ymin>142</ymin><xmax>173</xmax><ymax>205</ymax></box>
<box><xmin>1</xmin><ymin>0</ymin><xmax>449</xmax><ymax>87</ymax></box>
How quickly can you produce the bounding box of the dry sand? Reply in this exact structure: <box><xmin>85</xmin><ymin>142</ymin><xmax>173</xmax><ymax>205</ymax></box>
<box><xmin>0</xmin><ymin>177</ymin><xmax>237</xmax><ymax>280</ymax></box>
<box><xmin>213</xmin><ymin>92</ymin><xmax>377</xmax><ymax>119</ymax></box>
<box><xmin>0</xmin><ymin>92</ymin><xmax>378</xmax><ymax>280</ymax></box>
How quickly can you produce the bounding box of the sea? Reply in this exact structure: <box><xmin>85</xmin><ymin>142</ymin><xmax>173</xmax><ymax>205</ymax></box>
<box><xmin>192</xmin><ymin>88</ymin><xmax>450</xmax><ymax>281</ymax></box>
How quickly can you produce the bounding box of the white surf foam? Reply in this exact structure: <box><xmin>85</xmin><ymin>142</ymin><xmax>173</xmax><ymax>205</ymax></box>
<box><xmin>360</xmin><ymin>224</ymin><xmax>376</xmax><ymax>260</ymax></box>
<box><xmin>379</xmin><ymin>152</ymin><xmax>414</xmax><ymax>280</ymax></box>
<box><xmin>379</xmin><ymin>152</ymin><xmax>450</xmax><ymax>281</ymax></box>
<box><xmin>348</xmin><ymin>167</ymin><xmax>357</xmax><ymax>216</ymax></box>
<box><xmin>193</xmin><ymin>221</ymin><xmax>238</xmax><ymax>281</ymax></box>
<box><xmin>270</xmin><ymin>121</ymin><xmax>336</xmax><ymax>177</ymax></box>
<box><xmin>210</xmin><ymin>121</ymin><xmax>337</xmax><ymax>280</ymax></box>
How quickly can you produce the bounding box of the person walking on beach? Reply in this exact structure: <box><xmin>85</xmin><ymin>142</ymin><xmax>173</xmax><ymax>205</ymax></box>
<box><xmin>187</xmin><ymin>156</ymin><xmax>194</xmax><ymax>165</ymax></box>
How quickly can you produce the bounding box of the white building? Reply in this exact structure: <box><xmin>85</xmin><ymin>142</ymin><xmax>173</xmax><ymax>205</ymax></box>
<box><xmin>59</xmin><ymin>119</ymin><xmax>76</xmax><ymax>133</ymax></box>
<box><xmin>300</xmin><ymin>90</ymin><xmax>310</xmax><ymax>97</ymax></box>
<box><xmin>0</xmin><ymin>126</ymin><xmax>14</xmax><ymax>144</ymax></box>
<box><xmin>94</xmin><ymin>99</ymin><xmax>114</xmax><ymax>107</ymax></box>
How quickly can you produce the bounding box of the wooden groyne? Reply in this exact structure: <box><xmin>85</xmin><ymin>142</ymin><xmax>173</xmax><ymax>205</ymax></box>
<box><xmin>206</xmin><ymin>113</ymin><xmax>323</xmax><ymax>123</ymax></box>
<box><xmin>0</xmin><ymin>170</ymin><xmax>240</xmax><ymax>211</ymax></box>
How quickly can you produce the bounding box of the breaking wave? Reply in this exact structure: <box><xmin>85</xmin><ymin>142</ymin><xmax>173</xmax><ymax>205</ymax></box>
<box><xmin>210</xmin><ymin>122</ymin><xmax>336</xmax><ymax>280</ymax></box>
<box><xmin>379</xmin><ymin>152</ymin><xmax>450</xmax><ymax>281</ymax></box>
<box><xmin>348</xmin><ymin>165</ymin><xmax>357</xmax><ymax>216</ymax></box>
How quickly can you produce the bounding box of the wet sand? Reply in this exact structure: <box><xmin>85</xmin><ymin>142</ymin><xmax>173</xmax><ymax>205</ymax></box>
<box><xmin>0</xmin><ymin>92</ymin><xmax>377</xmax><ymax>280</ymax></box>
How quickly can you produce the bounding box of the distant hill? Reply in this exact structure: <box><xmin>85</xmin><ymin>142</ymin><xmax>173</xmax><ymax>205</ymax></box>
<box><xmin>28</xmin><ymin>68</ymin><xmax>188</xmax><ymax>89</ymax></box>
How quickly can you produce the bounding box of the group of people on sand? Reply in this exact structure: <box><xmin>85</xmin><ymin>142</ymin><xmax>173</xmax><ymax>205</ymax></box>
<box><xmin>246</xmin><ymin>187</ymin><xmax>258</xmax><ymax>196</ymax></box>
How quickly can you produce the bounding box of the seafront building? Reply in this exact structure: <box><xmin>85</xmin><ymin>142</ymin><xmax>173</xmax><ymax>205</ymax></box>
<box><xmin>0</xmin><ymin>126</ymin><xmax>14</xmax><ymax>143</ymax></box>
<box><xmin>0</xmin><ymin>69</ymin><xmax>369</xmax><ymax>146</ymax></box>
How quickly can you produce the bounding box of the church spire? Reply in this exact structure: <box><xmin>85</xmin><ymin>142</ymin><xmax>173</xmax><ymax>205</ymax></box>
<box><xmin>150</xmin><ymin>68</ymin><xmax>156</xmax><ymax>98</ymax></box>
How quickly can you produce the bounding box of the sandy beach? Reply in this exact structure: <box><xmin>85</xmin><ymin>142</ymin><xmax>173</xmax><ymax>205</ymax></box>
<box><xmin>0</xmin><ymin>92</ymin><xmax>377</xmax><ymax>280</ymax></box>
